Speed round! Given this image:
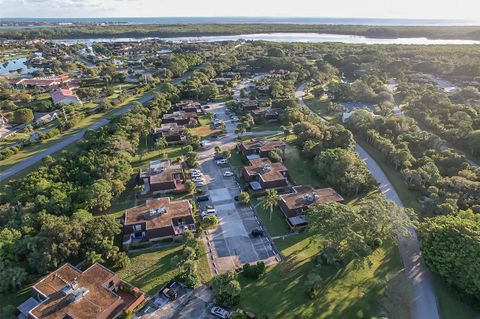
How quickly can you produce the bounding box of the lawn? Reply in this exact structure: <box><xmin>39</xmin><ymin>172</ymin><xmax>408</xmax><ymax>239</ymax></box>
<box><xmin>117</xmin><ymin>245</ymin><xmax>184</xmax><ymax>296</ymax></box>
<box><xmin>253</xmin><ymin>199</ymin><xmax>290</xmax><ymax>237</ymax></box>
<box><xmin>250</xmin><ymin>123</ymin><xmax>282</xmax><ymax>132</ymax></box>
<box><xmin>117</xmin><ymin>240</ymin><xmax>212</xmax><ymax>296</ymax></box>
<box><xmin>240</xmin><ymin>234</ymin><xmax>403</xmax><ymax>319</ymax></box>
<box><xmin>433</xmin><ymin>275</ymin><xmax>477</xmax><ymax>319</ymax></box>
<box><xmin>283</xmin><ymin>144</ymin><xmax>327</xmax><ymax>188</ymax></box>
<box><xmin>303</xmin><ymin>97</ymin><xmax>341</xmax><ymax>123</ymax></box>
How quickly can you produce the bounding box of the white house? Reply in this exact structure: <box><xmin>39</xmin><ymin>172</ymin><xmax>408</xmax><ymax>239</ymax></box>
<box><xmin>51</xmin><ymin>88</ymin><xmax>81</xmax><ymax>106</ymax></box>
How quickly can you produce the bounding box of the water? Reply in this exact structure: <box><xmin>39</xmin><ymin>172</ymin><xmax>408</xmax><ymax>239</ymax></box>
<box><xmin>51</xmin><ymin>33</ymin><xmax>480</xmax><ymax>46</ymax></box>
<box><xmin>0</xmin><ymin>57</ymin><xmax>38</xmax><ymax>75</ymax></box>
<box><xmin>2</xmin><ymin>17</ymin><xmax>479</xmax><ymax>27</ymax></box>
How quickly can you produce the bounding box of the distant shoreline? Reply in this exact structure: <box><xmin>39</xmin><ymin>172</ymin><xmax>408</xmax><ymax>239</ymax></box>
<box><xmin>3</xmin><ymin>23</ymin><xmax>480</xmax><ymax>41</ymax></box>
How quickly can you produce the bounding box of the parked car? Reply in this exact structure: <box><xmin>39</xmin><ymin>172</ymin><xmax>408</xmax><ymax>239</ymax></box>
<box><xmin>216</xmin><ymin>159</ymin><xmax>228</xmax><ymax>165</ymax></box>
<box><xmin>223</xmin><ymin>171</ymin><xmax>234</xmax><ymax>177</ymax></box>
<box><xmin>196</xmin><ymin>195</ymin><xmax>209</xmax><ymax>202</ymax></box>
<box><xmin>190</xmin><ymin>169</ymin><xmax>202</xmax><ymax>174</ymax></box>
<box><xmin>234</xmin><ymin>195</ymin><xmax>239</xmax><ymax>201</ymax></box>
<box><xmin>214</xmin><ymin>153</ymin><xmax>225</xmax><ymax>160</ymax></box>
<box><xmin>201</xmin><ymin>209</ymin><xmax>216</xmax><ymax>217</ymax></box>
<box><xmin>191</xmin><ymin>172</ymin><xmax>203</xmax><ymax>178</ymax></box>
<box><xmin>210</xmin><ymin>134</ymin><xmax>218</xmax><ymax>140</ymax></box>
<box><xmin>231</xmin><ymin>116</ymin><xmax>240</xmax><ymax>122</ymax></box>
<box><xmin>193</xmin><ymin>177</ymin><xmax>204</xmax><ymax>183</ymax></box>
<box><xmin>251</xmin><ymin>228</ymin><xmax>264</xmax><ymax>237</ymax></box>
<box><xmin>195</xmin><ymin>181</ymin><xmax>206</xmax><ymax>186</ymax></box>
<box><xmin>211</xmin><ymin>306</ymin><xmax>231</xmax><ymax>319</ymax></box>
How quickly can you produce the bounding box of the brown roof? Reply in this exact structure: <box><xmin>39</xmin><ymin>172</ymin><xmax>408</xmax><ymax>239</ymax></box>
<box><xmin>139</xmin><ymin>160</ymin><xmax>183</xmax><ymax>184</ymax></box>
<box><xmin>154</xmin><ymin>123</ymin><xmax>186</xmax><ymax>137</ymax></box>
<box><xmin>243</xmin><ymin>158</ymin><xmax>288</xmax><ymax>183</ymax></box>
<box><xmin>30</xmin><ymin>263</ymin><xmax>122</xmax><ymax>319</ymax></box>
<box><xmin>240</xmin><ymin>138</ymin><xmax>286</xmax><ymax>153</ymax></box>
<box><xmin>280</xmin><ymin>186</ymin><xmax>344</xmax><ymax>215</ymax></box>
<box><xmin>124</xmin><ymin>198</ymin><xmax>193</xmax><ymax>231</ymax></box>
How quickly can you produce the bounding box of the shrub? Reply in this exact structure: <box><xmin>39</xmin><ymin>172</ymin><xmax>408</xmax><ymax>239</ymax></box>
<box><xmin>202</xmin><ymin>214</ymin><xmax>219</xmax><ymax>229</ymax></box>
<box><xmin>238</xmin><ymin>192</ymin><xmax>250</xmax><ymax>205</ymax></box>
<box><xmin>242</xmin><ymin>261</ymin><xmax>266</xmax><ymax>279</ymax></box>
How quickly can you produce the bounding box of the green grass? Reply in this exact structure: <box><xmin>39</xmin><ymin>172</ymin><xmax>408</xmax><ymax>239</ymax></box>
<box><xmin>253</xmin><ymin>199</ymin><xmax>290</xmax><ymax>237</ymax></box>
<box><xmin>240</xmin><ymin>234</ymin><xmax>402</xmax><ymax>319</ymax></box>
<box><xmin>117</xmin><ymin>245</ymin><xmax>184</xmax><ymax>296</ymax></box>
<box><xmin>433</xmin><ymin>275</ymin><xmax>477</xmax><ymax>319</ymax></box>
<box><xmin>117</xmin><ymin>240</ymin><xmax>212</xmax><ymax>296</ymax></box>
<box><xmin>250</xmin><ymin>123</ymin><xmax>282</xmax><ymax>132</ymax></box>
<box><xmin>284</xmin><ymin>144</ymin><xmax>327</xmax><ymax>188</ymax></box>
<box><xmin>304</xmin><ymin>97</ymin><xmax>341</xmax><ymax>123</ymax></box>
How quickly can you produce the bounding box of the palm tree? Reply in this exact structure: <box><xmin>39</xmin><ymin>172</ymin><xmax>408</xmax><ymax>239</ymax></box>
<box><xmin>262</xmin><ymin>189</ymin><xmax>280</xmax><ymax>221</ymax></box>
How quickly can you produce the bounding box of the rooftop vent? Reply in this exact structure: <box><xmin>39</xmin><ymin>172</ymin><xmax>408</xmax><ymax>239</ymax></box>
<box><xmin>260</xmin><ymin>164</ymin><xmax>271</xmax><ymax>173</ymax></box>
<box><xmin>148</xmin><ymin>206</ymin><xmax>166</xmax><ymax>219</ymax></box>
<box><xmin>304</xmin><ymin>193</ymin><xmax>319</xmax><ymax>203</ymax></box>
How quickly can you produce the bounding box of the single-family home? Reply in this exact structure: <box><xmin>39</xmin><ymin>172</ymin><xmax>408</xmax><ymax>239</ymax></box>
<box><xmin>51</xmin><ymin>88</ymin><xmax>81</xmax><ymax>106</ymax></box>
<box><xmin>138</xmin><ymin>159</ymin><xmax>185</xmax><ymax>194</ymax></box>
<box><xmin>153</xmin><ymin>123</ymin><xmax>187</xmax><ymax>145</ymax></box>
<box><xmin>239</xmin><ymin>138</ymin><xmax>286</xmax><ymax>160</ymax></box>
<box><xmin>241</xmin><ymin>157</ymin><xmax>289</xmax><ymax>191</ymax></box>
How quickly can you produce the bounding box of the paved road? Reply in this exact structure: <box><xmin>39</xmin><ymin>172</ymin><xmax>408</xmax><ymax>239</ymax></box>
<box><xmin>0</xmin><ymin>68</ymin><xmax>200</xmax><ymax>183</ymax></box>
<box><xmin>297</xmin><ymin>83</ymin><xmax>441</xmax><ymax>319</ymax></box>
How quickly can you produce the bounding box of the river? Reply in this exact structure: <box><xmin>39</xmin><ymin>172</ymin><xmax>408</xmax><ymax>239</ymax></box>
<box><xmin>51</xmin><ymin>32</ymin><xmax>480</xmax><ymax>46</ymax></box>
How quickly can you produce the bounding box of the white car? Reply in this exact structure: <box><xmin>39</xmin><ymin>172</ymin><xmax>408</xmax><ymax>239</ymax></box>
<box><xmin>195</xmin><ymin>181</ymin><xmax>206</xmax><ymax>186</ymax></box>
<box><xmin>201</xmin><ymin>209</ymin><xmax>216</xmax><ymax>217</ymax></box>
<box><xmin>223</xmin><ymin>171</ymin><xmax>234</xmax><ymax>177</ymax></box>
<box><xmin>191</xmin><ymin>172</ymin><xmax>203</xmax><ymax>177</ymax></box>
<box><xmin>216</xmin><ymin>159</ymin><xmax>228</xmax><ymax>165</ymax></box>
<box><xmin>190</xmin><ymin>169</ymin><xmax>201</xmax><ymax>174</ymax></box>
<box><xmin>211</xmin><ymin>306</ymin><xmax>230</xmax><ymax>319</ymax></box>
<box><xmin>193</xmin><ymin>177</ymin><xmax>204</xmax><ymax>182</ymax></box>
<box><xmin>231</xmin><ymin>117</ymin><xmax>239</xmax><ymax>122</ymax></box>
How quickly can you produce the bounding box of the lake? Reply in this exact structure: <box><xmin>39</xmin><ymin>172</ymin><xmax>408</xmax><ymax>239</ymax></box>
<box><xmin>51</xmin><ymin>32</ymin><xmax>480</xmax><ymax>46</ymax></box>
<box><xmin>0</xmin><ymin>57</ymin><xmax>38</xmax><ymax>75</ymax></box>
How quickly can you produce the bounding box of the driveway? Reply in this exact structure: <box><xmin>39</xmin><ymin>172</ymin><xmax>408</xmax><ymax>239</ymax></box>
<box><xmin>198</xmin><ymin>100</ymin><xmax>278</xmax><ymax>274</ymax></box>
<box><xmin>297</xmin><ymin>83</ymin><xmax>440</xmax><ymax>319</ymax></box>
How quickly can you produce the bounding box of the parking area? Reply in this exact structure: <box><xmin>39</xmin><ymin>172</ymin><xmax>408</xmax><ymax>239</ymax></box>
<box><xmin>197</xmin><ymin>101</ymin><xmax>278</xmax><ymax>275</ymax></box>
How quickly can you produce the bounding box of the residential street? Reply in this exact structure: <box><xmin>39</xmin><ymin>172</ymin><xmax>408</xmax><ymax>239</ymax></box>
<box><xmin>297</xmin><ymin>83</ymin><xmax>441</xmax><ymax>319</ymax></box>
<box><xmin>0</xmin><ymin>67</ymin><xmax>201</xmax><ymax>183</ymax></box>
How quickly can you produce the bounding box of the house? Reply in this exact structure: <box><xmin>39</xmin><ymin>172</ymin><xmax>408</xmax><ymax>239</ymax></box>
<box><xmin>236</xmin><ymin>99</ymin><xmax>259</xmax><ymax>111</ymax></box>
<box><xmin>153</xmin><ymin>123</ymin><xmax>187</xmax><ymax>145</ymax></box>
<box><xmin>173</xmin><ymin>100</ymin><xmax>203</xmax><ymax>115</ymax></box>
<box><xmin>16</xmin><ymin>263</ymin><xmax>146</xmax><ymax>319</ymax></box>
<box><xmin>35</xmin><ymin>111</ymin><xmax>59</xmax><ymax>125</ymax></box>
<box><xmin>15</xmin><ymin>74</ymin><xmax>70</xmax><ymax>88</ymax></box>
<box><xmin>250</xmin><ymin>107</ymin><xmax>280</xmax><ymax>123</ymax></box>
<box><xmin>51</xmin><ymin>88</ymin><xmax>81</xmax><ymax>106</ymax></box>
<box><xmin>138</xmin><ymin>159</ymin><xmax>185</xmax><ymax>194</ymax></box>
<box><xmin>239</xmin><ymin>138</ymin><xmax>286</xmax><ymax>160</ymax></box>
<box><xmin>241</xmin><ymin>157</ymin><xmax>289</xmax><ymax>191</ymax></box>
<box><xmin>162</xmin><ymin>111</ymin><xmax>198</xmax><ymax>127</ymax></box>
<box><xmin>256</xmin><ymin>84</ymin><xmax>270</xmax><ymax>94</ymax></box>
<box><xmin>279</xmin><ymin>186</ymin><xmax>344</xmax><ymax>229</ymax></box>
<box><xmin>123</xmin><ymin>197</ymin><xmax>195</xmax><ymax>245</ymax></box>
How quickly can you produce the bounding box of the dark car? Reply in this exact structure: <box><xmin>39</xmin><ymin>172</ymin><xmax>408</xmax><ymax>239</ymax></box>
<box><xmin>214</xmin><ymin>153</ymin><xmax>225</xmax><ymax>160</ymax></box>
<box><xmin>251</xmin><ymin>228</ymin><xmax>264</xmax><ymax>237</ymax></box>
<box><xmin>196</xmin><ymin>195</ymin><xmax>210</xmax><ymax>202</ymax></box>
<box><xmin>210</xmin><ymin>134</ymin><xmax>218</xmax><ymax>140</ymax></box>
<box><xmin>234</xmin><ymin>195</ymin><xmax>239</xmax><ymax>201</ymax></box>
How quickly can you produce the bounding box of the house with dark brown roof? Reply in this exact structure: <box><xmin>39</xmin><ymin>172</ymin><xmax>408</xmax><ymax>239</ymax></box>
<box><xmin>250</xmin><ymin>107</ymin><xmax>280</xmax><ymax>123</ymax></box>
<box><xmin>138</xmin><ymin>159</ymin><xmax>185</xmax><ymax>195</ymax></box>
<box><xmin>162</xmin><ymin>111</ymin><xmax>198</xmax><ymax>127</ymax></box>
<box><xmin>239</xmin><ymin>138</ymin><xmax>286</xmax><ymax>160</ymax></box>
<box><xmin>279</xmin><ymin>186</ymin><xmax>344</xmax><ymax>229</ymax></box>
<box><xmin>236</xmin><ymin>99</ymin><xmax>259</xmax><ymax>111</ymax></box>
<box><xmin>123</xmin><ymin>197</ymin><xmax>195</xmax><ymax>245</ymax></box>
<box><xmin>241</xmin><ymin>158</ymin><xmax>289</xmax><ymax>191</ymax></box>
<box><xmin>16</xmin><ymin>263</ymin><xmax>145</xmax><ymax>319</ymax></box>
<box><xmin>173</xmin><ymin>100</ymin><xmax>204</xmax><ymax>115</ymax></box>
<box><xmin>153</xmin><ymin>123</ymin><xmax>187</xmax><ymax>145</ymax></box>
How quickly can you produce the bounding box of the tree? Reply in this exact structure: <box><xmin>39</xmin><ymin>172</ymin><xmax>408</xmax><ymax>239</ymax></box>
<box><xmin>417</xmin><ymin>211</ymin><xmax>480</xmax><ymax>299</ymax></box>
<box><xmin>307</xmin><ymin>196</ymin><xmax>411</xmax><ymax>264</ymax></box>
<box><xmin>154</xmin><ymin>136</ymin><xmax>168</xmax><ymax>151</ymax></box>
<box><xmin>202</xmin><ymin>214</ymin><xmax>219</xmax><ymax>229</ymax></box>
<box><xmin>262</xmin><ymin>189</ymin><xmax>280</xmax><ymax>220</ymax></box>
<box><xmin>13</xmin><ymin>108</ymin><xmax>34</xmax><ymax>124</ymax></box>
<box><xmin>185</xmin><ymin>181</ymin><xmax>195</xmax><ymax>194</ymax></box>
<box><xmin>84</xmin><ymin>179</ymin><xmax>113</xmax><ymax>211</ymax></box>
<box><xmin>267</xmin><ymin>47</ymin><xmax>285</xmax><ymax>57</ymax></box>
<box><xmin>186</xmin><ymin>151</ymin><xmax>199</xmax><ymax>168</ymax></box>
<box><xmin>213</xmin><ymin>271</ymin><xmax>242</xmax><ymax>306</ymax></box>
<box><xmin>238</xmin><ymin>192</ymin><xmax>250</xmax><ymax>205</ymax></box>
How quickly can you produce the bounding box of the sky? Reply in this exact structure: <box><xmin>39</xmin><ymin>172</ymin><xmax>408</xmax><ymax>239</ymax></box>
<box><xmin>1</xmin><ymin>0</ymin><xmax>480</xmax><ymax>20</ymax></box>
